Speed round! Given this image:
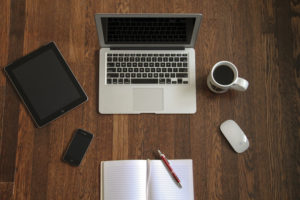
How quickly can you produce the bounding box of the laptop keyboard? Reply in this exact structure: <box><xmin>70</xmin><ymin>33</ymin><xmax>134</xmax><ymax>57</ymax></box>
<box><xmin>106</xmin><ymin>53</ymin><xmax>189</xmax><ymax>84</ymax></box>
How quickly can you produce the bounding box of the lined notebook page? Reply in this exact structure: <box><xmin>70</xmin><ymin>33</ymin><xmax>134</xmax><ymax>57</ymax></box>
<box><xmin>102</xmin><ymin>160</ymin><xmax>147</xmax><ymax>200</ymax></box>
<box><xmin>148</xmin><ymin>160</ymin><xmax>194</xmax><ymax>200</ymax></box>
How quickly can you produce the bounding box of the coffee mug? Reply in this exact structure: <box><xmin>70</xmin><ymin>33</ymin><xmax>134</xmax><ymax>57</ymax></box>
<box><xmin>207</xmin><ymin>61</ymin><xmax>249</xmax><ymax>93</ymax></box>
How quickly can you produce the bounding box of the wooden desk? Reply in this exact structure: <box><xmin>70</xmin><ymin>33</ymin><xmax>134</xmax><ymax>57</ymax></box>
<box><xmin>0</xmin><ymin>0</ymin><xmax>299</xmax><ymax>199</ymax></box>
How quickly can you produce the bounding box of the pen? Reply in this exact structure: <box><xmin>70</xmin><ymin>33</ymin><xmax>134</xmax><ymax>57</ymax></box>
<box><xmin>158</xmin><ymin>149</ymin><xmax>182</xmax><ymax>188</ymax></box>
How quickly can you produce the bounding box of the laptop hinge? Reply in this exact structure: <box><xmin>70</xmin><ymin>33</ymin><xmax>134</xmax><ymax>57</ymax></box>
<box><xmin>110</xmin><ymin>47</ymin><xmax>185</xmax><ymax>50</ymax></box>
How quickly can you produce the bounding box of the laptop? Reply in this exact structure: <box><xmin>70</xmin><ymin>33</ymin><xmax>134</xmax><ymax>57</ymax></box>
<box><xmin>95</xmin><ymin>14</ymin><xmax>202</xmax><ymax>114</ymax></box>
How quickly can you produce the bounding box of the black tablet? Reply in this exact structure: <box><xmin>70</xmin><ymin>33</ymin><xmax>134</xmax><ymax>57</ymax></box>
<box><xmin>4</xmin><ymin>42</ymin><xmax>88</xmax><ymax>127</ymax></box>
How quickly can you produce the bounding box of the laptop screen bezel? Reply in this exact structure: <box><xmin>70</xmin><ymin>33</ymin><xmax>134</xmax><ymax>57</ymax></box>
<box><xmin>94</xmin><ymin>13</ymin><xmax>202</xmax><ymax>48</ymax></box>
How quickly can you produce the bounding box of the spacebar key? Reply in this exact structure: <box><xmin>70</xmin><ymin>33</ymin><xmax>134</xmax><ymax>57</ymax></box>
<box><xmin>131</xmin><ymin>79</ymin><xmax>158</xmax><ymax>84</ymax></box>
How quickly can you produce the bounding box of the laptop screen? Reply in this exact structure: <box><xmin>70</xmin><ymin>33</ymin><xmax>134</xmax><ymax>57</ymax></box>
<box><xmin>101</xmin><ymin>17</ymin><xmax>196</xmax><ymax>45</ymax></box>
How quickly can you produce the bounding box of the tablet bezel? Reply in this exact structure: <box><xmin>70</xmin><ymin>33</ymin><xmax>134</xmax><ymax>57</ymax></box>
<box><xmin>4</xmin><ymin>42</ymin><xmax>88</xmax><ymax>127</ymax></box>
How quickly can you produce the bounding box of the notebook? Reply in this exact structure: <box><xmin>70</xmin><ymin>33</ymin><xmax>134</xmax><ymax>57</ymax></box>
<box><xmin>100</xmin><ymin>159</ymin><xmax>194</xmax><ymax>200</ymax></box>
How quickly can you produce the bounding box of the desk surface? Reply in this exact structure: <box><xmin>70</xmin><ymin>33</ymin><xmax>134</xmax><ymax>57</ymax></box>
<box><xmin>0</xmin><ymin>0</ymin><xmax>299</xmax><ymax>199</ymax></box>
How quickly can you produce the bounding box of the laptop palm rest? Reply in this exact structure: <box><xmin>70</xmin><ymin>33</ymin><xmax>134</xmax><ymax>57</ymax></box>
<box><xmin>133</xmin><ymin>88</ymin><xmax>164</xmax><ymax>112</ymax></box>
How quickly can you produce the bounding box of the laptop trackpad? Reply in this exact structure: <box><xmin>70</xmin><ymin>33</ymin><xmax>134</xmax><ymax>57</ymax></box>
<box><xmin>133</xmin><ymin>88</ymin><xmax>164</xmax><ymax>111</ymax></box>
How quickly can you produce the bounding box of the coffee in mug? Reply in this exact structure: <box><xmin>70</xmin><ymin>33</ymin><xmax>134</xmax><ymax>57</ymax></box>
<box><xmin>207</xmin><ymin>61</ymin><xmax>249</xmax><ymax>93</ymax></box>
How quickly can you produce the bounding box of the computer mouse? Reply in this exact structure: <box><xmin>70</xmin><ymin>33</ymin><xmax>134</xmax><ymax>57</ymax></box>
<box><xmin>220</xmin><ymin>120</ymin><xmax>249</xmax><ymax>153</ymax></box>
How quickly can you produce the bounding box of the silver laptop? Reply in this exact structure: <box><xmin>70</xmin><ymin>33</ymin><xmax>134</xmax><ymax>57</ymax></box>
<box><xmin>95</xmin><ymin>14</ymin><xmax>202</xmax><ymax>114</ymax></box>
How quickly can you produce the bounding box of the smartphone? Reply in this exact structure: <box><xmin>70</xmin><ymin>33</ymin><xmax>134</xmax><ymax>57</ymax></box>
<box><xmin>63</xmin><ymin>129</ymin><xmax>93</xmax><ymax>166</ymax></box>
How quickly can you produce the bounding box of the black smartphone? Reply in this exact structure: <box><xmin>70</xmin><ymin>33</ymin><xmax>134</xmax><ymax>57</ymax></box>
<box><xmin>63</xmin><ymin>129</ymin><xmax>93</xmax><ymax>166</ymax></box>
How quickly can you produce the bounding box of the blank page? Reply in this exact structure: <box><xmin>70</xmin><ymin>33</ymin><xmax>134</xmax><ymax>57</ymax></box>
<box><xmin>102</xmin><ymin>160</ymin><xmax>147</xmax><ymax>200</ymax></box>
<box><xmin>148</xmin><ymin>160</ymin><xmax>194</xmax><ymax>200</ymax></box>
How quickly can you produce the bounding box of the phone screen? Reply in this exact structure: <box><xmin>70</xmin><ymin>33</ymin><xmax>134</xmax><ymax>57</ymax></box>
<box><xmin>63</xmin><ymin>129</ymin><xmax>93</xmax><ymax>166</ymax></box>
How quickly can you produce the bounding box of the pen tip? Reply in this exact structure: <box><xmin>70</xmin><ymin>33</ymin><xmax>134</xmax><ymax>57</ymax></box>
<box><xmin>178</xmin><ymin>182</ymin><xmax>182</xmax><ymax>188</ymax></box>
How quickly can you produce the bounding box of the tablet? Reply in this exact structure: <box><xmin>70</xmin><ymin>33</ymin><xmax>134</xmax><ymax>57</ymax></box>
<box><xmin>4</xmin><ymin>42</ymin><xmax>88</xmax><ymax>127</ymax></box>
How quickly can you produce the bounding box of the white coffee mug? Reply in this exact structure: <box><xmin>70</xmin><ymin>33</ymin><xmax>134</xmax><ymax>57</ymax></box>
<box><xmin>207</xmin><ymin>61</ymin><xmax>249</xmax><ymax>93</ymax></box>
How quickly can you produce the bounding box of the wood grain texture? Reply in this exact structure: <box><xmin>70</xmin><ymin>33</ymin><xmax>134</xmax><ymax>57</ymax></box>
<box><xmin>0</xmin><ymin>0</ymin><xmax>299</xmax><ymax>199</ymax></box>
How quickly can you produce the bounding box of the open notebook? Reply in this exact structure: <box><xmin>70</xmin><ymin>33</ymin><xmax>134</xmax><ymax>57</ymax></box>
<box><xmin>100</xmin><ymin>160</ymin><xmax>194</xmax><ymax>200</ymax></box>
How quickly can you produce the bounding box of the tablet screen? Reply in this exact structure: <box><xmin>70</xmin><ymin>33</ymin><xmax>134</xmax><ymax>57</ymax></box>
<box><xmin>5</xmin><ymin>42</ymin><xmax>87</xmax><ymax>127</ymax></box>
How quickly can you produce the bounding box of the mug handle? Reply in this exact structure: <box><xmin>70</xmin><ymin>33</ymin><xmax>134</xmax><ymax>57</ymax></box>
<box><xmin>231</xmin><ymin>77</ymin><xmax>249</xmax><ymax>91</ymax></box>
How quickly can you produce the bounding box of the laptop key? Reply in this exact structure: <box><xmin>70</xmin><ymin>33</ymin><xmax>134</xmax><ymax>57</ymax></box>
<box><xmin>180</xmin><ymin>57</ymin><xmax>187</xmax><ymax>62</ymax></box>
<box><xmin>131</xmin><ymin>79</ymin><xmax>158</xmax><ymax>84</ymax></box>
<box><xmin>107</xmin><ymin>73</ymin><xmax>119</xmax><ymax>78</ymax></box>
<box><xmin>183</xmin><ymin>81</ymin><xmax>189</xmax><ymax>84</ymax></box>
<box><xmin>178</xmin><ymin>79</ymin><xmax>183</xmax><ymax>84</ymax></box>
<box><xmin>124</xmin><ymin>79</ymin><xmax>130</xmax><ymax>84</ymax></box>
<box><xmin>113</xmin><ymin>79</ymin><xmax>118</xmax><ymax>84</ymax></box>
<box><xmin>107</xmin><ymin>68</ymin><xmax>116</xmax><ymax>72</ymax></box>
<box><xmin>179</xmin><ymin>68</ymin><xmax>188</xmax><ymax>72</ymax></box>
<box><xmin>166</xmin><ymin>79</ymin><xmax>171</xmax><ymax>84</ymax></box>
<box><xmin>159</xmin><ymin>79</ymin><xmax>165</xmax><ymax>84</ymax></box>
<box><xmin>176</xmin><ymin>73</ymin><xmax>188</xmax><ymax>78</ymax></box>
<box><xmin>142</xmin><ymin>73</ymin><xmax>147</xmax><ymax>77</ymax></box>
<box><xmin>107</xmin><ymin>79</ymin><xmax>112</xmax><ymax>84</ymax></box>
<box><xmin>107</xmin><ymin>63</ymin><xmax>114</xmax><ymax>67</ymax></box>
<box><xmin>118</xmin><ymin>79</ymin><xmax>123</xmax><ymax>84</ymax></box>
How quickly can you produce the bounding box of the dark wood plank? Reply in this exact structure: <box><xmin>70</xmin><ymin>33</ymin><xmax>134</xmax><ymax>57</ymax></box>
<box><xmin>0</xmin><ymin>182</ymin><xmax>14</xmax><ymax>200</ymax></box>
<box><xmin>0</xmin><ymin>0</ymin><xmax>26</xmax><ymax>183</ymax></box>
<box><xmin>0</xmin><ymin>0</ymin><xmax>10</xmax><ymax>160</ymax></box>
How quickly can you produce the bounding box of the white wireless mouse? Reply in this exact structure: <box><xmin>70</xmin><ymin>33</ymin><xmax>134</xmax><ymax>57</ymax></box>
<box><xmin>220</xmin><ymin>120</ymin><xmax>249</xmax><ymax>153</ymax></box>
